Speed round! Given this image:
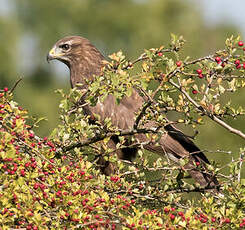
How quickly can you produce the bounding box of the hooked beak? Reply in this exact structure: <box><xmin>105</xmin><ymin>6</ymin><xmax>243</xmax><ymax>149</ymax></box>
<box><xmin>46</xmin><ymin>46</ymin><xmax>64</xmax><ymax>63</ymax></box>
<box><xmin>47</xmin><ymin>47</ymin><xmax>56</xmax><ymax>63</ymax></box>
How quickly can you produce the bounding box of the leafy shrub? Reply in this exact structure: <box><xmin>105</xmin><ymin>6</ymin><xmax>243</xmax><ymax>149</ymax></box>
<box><xmin>0</xmin><ymin>35</ymin><xmax>245</xmax><ymax>229</ymax></box>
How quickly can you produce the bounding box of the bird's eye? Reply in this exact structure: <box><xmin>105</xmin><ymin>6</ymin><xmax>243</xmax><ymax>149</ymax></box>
<box><xmin>59</xmin><ymin>44</ymin><xmax>70</xmax><ymax>51</ymax></box>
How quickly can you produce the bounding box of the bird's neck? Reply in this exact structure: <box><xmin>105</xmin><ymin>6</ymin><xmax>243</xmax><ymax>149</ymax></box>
<box><xmin>69</xmin><ymin>56</ymin><xmax>103</xmax><ymax>90</ymax></box>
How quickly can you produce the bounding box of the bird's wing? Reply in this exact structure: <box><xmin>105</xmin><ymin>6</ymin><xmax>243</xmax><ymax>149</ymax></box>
<box><xmin>89</xmin><ymin>89</ymin><xmax>218</xmax><ymax>187</ymax></box>
<box><xmin>89</xmin><ymin>90</ymin><xmax>144</xmax><ymax>130</ymax></box>
<box><xmin>138</xmin><ymin>130</ymin><xmax>219</xmax><ymax>187</ymax></box>
<box><xmin>164</xmin><ymin>124</ymin><xmax>210</xmax><ymax>164</ymax></box>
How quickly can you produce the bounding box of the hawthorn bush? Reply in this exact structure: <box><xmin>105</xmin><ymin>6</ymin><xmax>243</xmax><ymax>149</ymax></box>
<box><xmin>0</xmin><ymin>35</ymin><xmax>245</xmax><ymax>229</ymax></box>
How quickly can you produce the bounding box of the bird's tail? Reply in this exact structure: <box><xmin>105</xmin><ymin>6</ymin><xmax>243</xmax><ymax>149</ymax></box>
<box><xmin>184</xmin><ymin>159</ymin><xmax>219</xmax><ymax>188</ymax></box>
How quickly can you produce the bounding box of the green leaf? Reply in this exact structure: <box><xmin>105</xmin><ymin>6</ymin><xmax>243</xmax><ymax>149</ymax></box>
<box><xmin>218</xmin><ymin>85</ymin><xmax>225</xmax><ymax>94</ymax></box>
<box><xmin>17</xmin><ymin>177</ymin><xmax>25</xmax><ymax>187</ymax></box>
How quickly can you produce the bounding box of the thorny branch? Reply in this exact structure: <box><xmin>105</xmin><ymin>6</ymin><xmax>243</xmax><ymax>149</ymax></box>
<box><xmin>169</xmin><ymin>79</ymin><xmax>245</xmax><ymax>140</ymax></box>
<box><xmin>62</xmin><ymin>127</ymin><xmax>164</xmax><ymax>152</ymax></box>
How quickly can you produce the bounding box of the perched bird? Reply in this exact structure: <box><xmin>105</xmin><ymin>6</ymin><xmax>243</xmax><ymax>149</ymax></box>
<box><xmin>47</xmin><ymin>36</ymin><xmax>218</xmax><ymax>188</ymax></box>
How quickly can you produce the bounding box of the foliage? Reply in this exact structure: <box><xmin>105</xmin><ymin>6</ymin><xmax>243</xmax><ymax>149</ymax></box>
<box><xmin>0</xmin><ymin>36</ymin><xmax>245</xmax><ymax>229</ymax></box>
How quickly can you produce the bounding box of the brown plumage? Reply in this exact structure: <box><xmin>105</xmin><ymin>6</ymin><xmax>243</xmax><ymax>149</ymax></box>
<box><xmin>47</xmin><ymin>36</ymin><xmax>218</xmax><ymax>188</ymax></box>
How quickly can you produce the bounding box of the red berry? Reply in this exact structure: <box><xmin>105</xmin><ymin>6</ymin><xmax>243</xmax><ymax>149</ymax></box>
<box><xmin>176</xmin><ymin>61</ymin><xmax>182</xmax><ymax>67</ymax></box>
<box><xmin>31</xmin><ymin>157</ymin><xmax>36</xmax><ymax>162</ymax></box>
<box><xmin>28</xmin><ymin>212</ymin><xmax>34</xmax><ymax>216</ymax></box>
<box><xmin>178</xmin><ymin>212</ymin><xmax>184</xmax><ymax>216</ymax></box>
<box><xmin>192</xmin><ymin>90</ymin><xmax>198</xmax><ymax>94</ymax></box>
<box><xmin>211</xmin><ymin>217</ymin><xmax>216</xmax><ymax>222</ymax></box>
<box><xmin>238</xmin><ymin>41</ymin><xmax>244</xmax><ymax>46</ymax></box>
<box><xmin>235</xmin><ymin>60</ymin><xmax>240</xmax><ymax>65</ymax></box>
<box><xmin>68</xmin><ymin>201</ymin><xmax>72</xmax><ymax>205</ymax></box>
<box><xmin>74</xmin><ymin>209</ymin><xmax>78</xmax><ymax>214</ymax></box>
<box><xmin>170</xmin><ymin>214</ymin><xmax>175</xmax><ymax>220</ymax></box>
<box><xmin>158</xmin><ymin>52</ymin><xmax>163</xmax><ymax>57</ymax></box>
<box><xmin>50</xmin><ymin>159</ymin><xmax>54</xmax><ymax>163</ymax></box>
<box><xmin>33</xmin><ymin>183</ymin><xmax>39</xmax><ymax>190</ymax></box>
<box><xmin>236</xmin><ymin>64</ymin><xmax>242</xmax><ymax>69</ymax></box>
<box><xmin>225</xmin><ymin>218</ymin><xmax>231</xmax><ymax>223</ymax></box>
<box><xmin>196</xmin><ymin>161</ymin><xmax>200</xmax><ymax>166</ymax></box>
<box><xmin>198</xmin><ymin>74</ymin><xmax>204</xmax><ymax>79</ymax></box>
<box><xmin>65</xmin><ymin>212</ymin><xmax>69</xmax><ymax>217</ymax></box>
<box><xmin>20</xmin><ymin>169</ymin><xmax>25</xmax><ymax>176</ymax></box>
<box><xmin>2</xmin><ymin>164</ymin><xmax>7</xmax><ymax>169</ymax></box>
<box><xmin>215</xmin><ymin>57</ymin><xmax>221</xmax><ymax>63</ymax></box>
<box><xmin>200</xmin><ymin>218</ymin><xmax>207</xmax><ymax>223</ymax></box>
<box><xmin>3</xmin><ymin>87</ymin><xmax>8</xmax><ymax>92</ymax></box>
<box><xmin>196</xmin><ymin>69</ymin><xmax>202</xmax><ymax>74</ymax></box>
<box><xmin>243</xmin><ymin>63</ymin><xmax>245</xmax><ymax>69</ymax></box>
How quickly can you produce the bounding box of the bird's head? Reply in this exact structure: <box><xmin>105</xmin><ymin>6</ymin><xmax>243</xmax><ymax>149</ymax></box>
<box><xmin>47</xmin><ymin>36</ymin><xmax>104</xmax><ymax>87</ymax></box>
<box><xmin>47</xmin><ymin>36</ymin><xmax>92</xmax><ymax>66</ymax></box>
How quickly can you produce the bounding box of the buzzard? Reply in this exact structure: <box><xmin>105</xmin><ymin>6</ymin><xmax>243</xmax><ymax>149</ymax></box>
<box><xmin>47</xmin><ymin>36</ymin><xmax>218</xmax><ymax>188</ymax></box>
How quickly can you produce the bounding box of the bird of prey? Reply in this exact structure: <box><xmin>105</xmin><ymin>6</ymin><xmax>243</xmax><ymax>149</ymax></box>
<box><xmin>47</xmin><ymin>36</ymin><xmax>218</xmax><ymax>188</ymax></box>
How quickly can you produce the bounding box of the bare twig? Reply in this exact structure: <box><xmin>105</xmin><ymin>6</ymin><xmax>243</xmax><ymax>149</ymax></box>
<box><xmin>238</xmin><ymin>150</ymin><xmax>244</xmax><ymax>183</ymax></box>
<box><xmin>184</xmin><ymin>55</ymin><xmax>215</xmax><ymax>66</ymax></box>
<box><xmin>123</xmin><ymin>48</ymin><xmax>173</xmax><ymax>70</ymax></box>
<box><xmin>204</xmin><ymin>149</ymin><xmax>232</xmax><ymax>155</ymax></box>
<box><xmin>202</xmin><ymin>70</ymin><xmax>216</xmax><ymax>102</ymax></box>
<box><xmin>10</xmin><ymin>78</ymin><xmax>23</xmax><ymax>93</ymax></box>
